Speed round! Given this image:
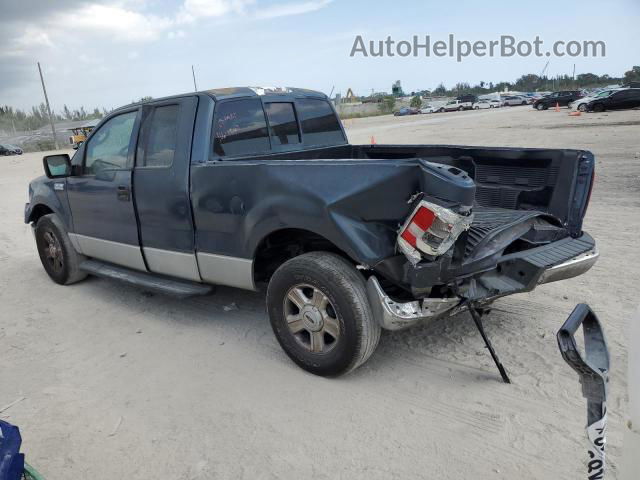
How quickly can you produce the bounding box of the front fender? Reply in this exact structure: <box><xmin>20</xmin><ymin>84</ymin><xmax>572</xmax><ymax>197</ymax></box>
<box><xmin>26</xmin><ymin>177</ymin><xmax>73</xmax><ymax>231</ymax></box>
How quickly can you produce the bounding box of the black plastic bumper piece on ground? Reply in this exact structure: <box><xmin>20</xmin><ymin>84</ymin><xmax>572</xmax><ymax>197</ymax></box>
<box><xmin>467</xmin><ymin>302</ymin><xmax>511</xmax><ymax>384</ymax></box>
<box><xmin>79</xmin><ymin>260</ymin><xmax>214</xmax><ymax>298</ymax></box>
<box><xmin>557</xmin><ymin>304</ymin><xmax>609</xmax><ymax>479</ymax></box>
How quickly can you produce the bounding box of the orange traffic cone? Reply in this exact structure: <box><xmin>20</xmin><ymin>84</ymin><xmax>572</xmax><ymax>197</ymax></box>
<box><xmin>371</xmin><ymin>136</ymin><xmax>376</xmax><ymax>145</ymax></box>
<box><xmin>555</xmin><ymin>102</ymin><xmax>560</xmax><ymax>112</ymax></box>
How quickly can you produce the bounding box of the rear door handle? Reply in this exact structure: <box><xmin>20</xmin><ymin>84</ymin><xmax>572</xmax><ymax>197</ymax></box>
<box><xmin>117</xmin><ymin>185</ymin><xmax>130</xmax><ymax>201</ymax></box>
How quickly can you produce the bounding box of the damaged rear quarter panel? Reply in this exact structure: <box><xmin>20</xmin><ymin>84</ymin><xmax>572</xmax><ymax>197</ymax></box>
<box><xmin>190</xmin><ymin>158</ymin><xmax>475</xmax><ymax>265</ymax></box>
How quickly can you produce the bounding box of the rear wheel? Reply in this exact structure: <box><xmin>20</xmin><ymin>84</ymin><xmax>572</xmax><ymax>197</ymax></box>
<box><xmin>35</xmin><ymin>214</ymin><xmax>87</xmax><ymax>285</ymax></box>
<box><xmin>266</xmin><ymin>252</ymin><xmax>380</xmax><ymax>377</ymax></box>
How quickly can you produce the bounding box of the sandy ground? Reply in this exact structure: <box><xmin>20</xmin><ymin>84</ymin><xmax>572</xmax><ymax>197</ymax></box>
<box><xmin>1</xmin><ymin>106</ymin><xmax>638</xmax><ymax>479</ymax></box>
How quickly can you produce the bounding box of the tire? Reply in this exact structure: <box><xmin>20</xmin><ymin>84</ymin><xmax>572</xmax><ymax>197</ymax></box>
<box><xmin>35</xmin><ymin>214</ymin><xmax>87</xmax><ymax>285</ymax></box>
<box><xmin>578</xmin><ymin>103</ymin><xmax>588</xmax><ymax>112</ymax></box>
<box><xmin>474</xmin><ymin>106</ymin><xmax>479</xmax><ymax>110</ymax></box>
<box><xmin>438</xmin><ymin>108</ymin><xmax>444</xmax><ymax>113</ymax></box>
<box><xmin>266</xmin><ymin>252</ymin><xmax>381</xmax><ymax>377</ymax></box>
<box><xmin>521</xmin><ymin>101</ymin><xmax>527</xmax><ymax>105</ymax></box>
<box><xmin>458</xmin><ymin>106</ymin><xmax>464</xmax><ymax>111</ymax></box>
<box><xmin>536</xmin><ymin>103</ymin><xmax>547</xmax><ymax>111</ymax></box>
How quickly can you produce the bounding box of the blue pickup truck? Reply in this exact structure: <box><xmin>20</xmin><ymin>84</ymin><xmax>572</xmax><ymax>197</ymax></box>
<box><xmin>25</xmin><ymin>86</ymin><xmax>598</xmax><ymax>376</ymax></box>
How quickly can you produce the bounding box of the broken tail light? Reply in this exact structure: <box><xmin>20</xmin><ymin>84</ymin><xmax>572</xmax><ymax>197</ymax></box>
<box><xmin>397</xmin><ymin>200</ymin><xmax>473</xmax><ymax>264</ymax></box>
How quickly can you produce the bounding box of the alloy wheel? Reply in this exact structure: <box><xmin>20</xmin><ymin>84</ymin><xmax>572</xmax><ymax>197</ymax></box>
<box><xmin>43</xmin><ymin>230</ymin><xmax>64</xmax><ymax>274</ymax></box>
<box><xmin>284</xmin><ymin>284</ymin><xmax>340</xmax><ymax>354</ymax></box>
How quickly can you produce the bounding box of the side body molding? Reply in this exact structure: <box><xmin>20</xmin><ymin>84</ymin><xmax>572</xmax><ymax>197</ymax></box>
<box><xmin>196</xmin><ymin>252</ymin><xmax>255</xmax><ymax>291</ymax></box>
<box><xmin>68</xmin><ymin>233</ymin><xmax>147</xmax><ymax>271</ymax></box>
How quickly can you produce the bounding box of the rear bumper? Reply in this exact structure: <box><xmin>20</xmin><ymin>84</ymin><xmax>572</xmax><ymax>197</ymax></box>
<box><xmin>366</xmin><ymin>276</ymin><xmax>461</xmax><ymax>331</ymax></box>
<box><xmin>369</xmin><ymin>232</ymin><xmax>598</xmax><ymax>330</ymax></box>
<box><xmin>537</xmin><ymin>247</ymin><xmax>599</xmax><ymax>285</ymax></box>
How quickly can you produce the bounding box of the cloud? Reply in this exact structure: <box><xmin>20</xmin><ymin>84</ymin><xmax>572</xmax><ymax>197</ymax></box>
<box><xmin>57</xmin><ymin>4</ymin><xmax>172</xmax><ymax>42</ymax></box>
<box><xmin>0</xmin><ymin>0</ymin><xmax>336</xmax><ymax>99</ymax></box>
<box><xmin>167</xmin><ymin>30</ymin><xmax>186</xmax><ymax>39</ymax></box>
<box><xmin>256</xmin><ymin>0</ymin><xmax>333</xmax><ymax>19</ymax></box>
<box><xmin>178</xmin><ymin>0</ymin><xmax>256</xmax><ymax>22</ymax></box>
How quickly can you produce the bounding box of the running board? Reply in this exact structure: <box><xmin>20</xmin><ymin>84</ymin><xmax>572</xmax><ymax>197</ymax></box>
<box><xmin>79</xmin><ymin>260</ymin><xmax>213</xmax><ymax>298</ymax></box>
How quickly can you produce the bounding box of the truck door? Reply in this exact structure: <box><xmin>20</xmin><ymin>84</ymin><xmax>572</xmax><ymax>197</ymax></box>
<box><xmin>66</xmin><ymin>108</ymin><xmax>146</xmax><ymax>270</ymax></box>
<box><xmin>133</xmin><ymin>96</ymin><xmax>200</xmax><ymax>281</ymax></box>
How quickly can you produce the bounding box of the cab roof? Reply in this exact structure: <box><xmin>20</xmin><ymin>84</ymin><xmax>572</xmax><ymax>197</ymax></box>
<box><xmin>114</xmin><ymin>87</ymin><xmax>328</xmax><ymax>113</ymax></box>
<box><xmin>205</xmin><ymin>86</ymin><xmax>327</xmax><ymax>101</ymax></box>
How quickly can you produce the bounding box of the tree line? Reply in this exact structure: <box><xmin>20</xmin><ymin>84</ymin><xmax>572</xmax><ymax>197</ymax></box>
<box><xmin>0</xmin><ymin>103</ymin><xmax>107</xmax><ymax>134</ymax></box>
<box><xmin>422</xmin><ymin>66</ymin><xmax>639</xmax><ymax>98</ymax></box>
<box><xmin>0</xmin><ymin>96</ymin><xmax>155</xmax><ymax>135</ymax></box>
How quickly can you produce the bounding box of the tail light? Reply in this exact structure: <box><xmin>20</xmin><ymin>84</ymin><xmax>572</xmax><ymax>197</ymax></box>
<box><xmin>397</xmin><ymin>200</ymin><xmax>473</xmax><ymax>264</ymax></box>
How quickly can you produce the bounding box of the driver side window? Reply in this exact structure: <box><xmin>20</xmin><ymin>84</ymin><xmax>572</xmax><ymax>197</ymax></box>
<box><xmin>85</xmin><ymin>111</ymin><xmax>137</xmax><ymax>175</ymax></box>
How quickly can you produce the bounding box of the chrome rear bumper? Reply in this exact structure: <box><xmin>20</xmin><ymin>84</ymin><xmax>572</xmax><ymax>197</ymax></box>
<box><xmin>367</xmin><ymin>244</ymin><xmax>599</xmax><ymax>331</ymax></box>
<box><xmin>537</xmin><ymin>247</ymin><xmax>599</xmax><ymax>285</ymax></box>
<box><xmin>366</xmin><ymin>276</ymin><xmax>461</xmax><ymax>331</ymax></box>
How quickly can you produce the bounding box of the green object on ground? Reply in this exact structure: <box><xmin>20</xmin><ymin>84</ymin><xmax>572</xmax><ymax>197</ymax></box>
<box><xmin>23</xmin><ymin>462</ymin><xmax>45</xmax><ymax>480</ymax></box>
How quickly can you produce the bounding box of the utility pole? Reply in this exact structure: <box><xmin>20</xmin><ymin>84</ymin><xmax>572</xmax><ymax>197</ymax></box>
<box><xmin>37</xmin><ymin>62</ymin><xmax>59</xmax><ymax>150</ymax></box>
<box><xmin>191</xmin><ymin>65</ymin><xmax>198</xmax><ymax>92</ymax></box>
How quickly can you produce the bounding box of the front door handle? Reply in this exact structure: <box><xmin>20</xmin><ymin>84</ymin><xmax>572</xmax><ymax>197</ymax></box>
<box><xmin>117</xmin><ymin>185</ymin><xmax>130</xmax><ymax>201</ymax></box>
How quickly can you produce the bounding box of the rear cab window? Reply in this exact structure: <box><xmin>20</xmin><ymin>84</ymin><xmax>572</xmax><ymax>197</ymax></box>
<box><xmin>296</xmin><ymin>98</ymin><xmax>345</xmax><ymax>147</ymax></box>
<box><xmin>211</xmin><ymin>95</ymin><xmax>345</xmax><ymax>158</ymax></box>
<box><xmin>264</xmin><ymin>103</ymin><xmax>300</xmax><ymax>146</ymax></box>
<box><xmin>213</xmin><ymin>98</ymin><xmax>270</xmax><ymax>157</ymax></box>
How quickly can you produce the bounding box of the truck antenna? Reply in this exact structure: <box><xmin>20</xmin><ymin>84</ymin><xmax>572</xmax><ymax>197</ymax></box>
<box><xmin>192</xmin><ymin>65</ymin><xmax>198</xmax><ymax>92</ymax></box>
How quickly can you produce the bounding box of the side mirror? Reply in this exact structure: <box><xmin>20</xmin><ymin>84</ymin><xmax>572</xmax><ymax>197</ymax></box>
<box><xmin>43</xmin><ymin>154</ymin><xmax>71</xmax><ymax>178</ymax></box>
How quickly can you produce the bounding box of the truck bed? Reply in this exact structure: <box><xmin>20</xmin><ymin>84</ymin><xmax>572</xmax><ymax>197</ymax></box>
<box><xmin>246</xmin><ymin>142</ymin><xmax>594</xmax><ymax>239</ymax></box>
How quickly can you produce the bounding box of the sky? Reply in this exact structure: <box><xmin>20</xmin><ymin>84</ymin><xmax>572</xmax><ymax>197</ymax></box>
<box><xmin>1</xmin><ymin>0</ymin><xmax>640</xmax><ymax>112</ymax></box>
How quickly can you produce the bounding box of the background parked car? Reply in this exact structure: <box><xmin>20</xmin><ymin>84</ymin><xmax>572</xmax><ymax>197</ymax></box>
<box><xmin>586</xmin><ymin>88</ymin><xmax>640</xmax><ymax>112</ymax></box>
<box><xmin>0</xmin><ymin>143</ymin><xmax>23</xmax><ymax>155</ymax></box>
<box><xmin>533</xmin><ymin>90</ymin><xmax>583</xmax><ymax>110</ymax></box>
<box><xmin>472</xmin><ymin>99</ymin><xmax>495</xmax><ymax>109</ymax></box>
<box><xmin>394</xmin><ymin>107</ymin><xmax>419</xmax><ymax>116</ymax></box>
<box><xmin>570</xmin><ymin>89</ymin><xmax>620</xmax><ymax>112</ymax></box>
<box><xmin>419</xmin><ymin>104</ymin><xmax>438</xmax><ymax>114</ymax></box>
<box><xmin>439</xmin><ymin>100</ymin><xmax>472</xmax><ymax>112</ymax></box>
<box><xmin>502</xmin><ymin>95</ymin><xmax>528</xmax><ymax>106</ymax></box>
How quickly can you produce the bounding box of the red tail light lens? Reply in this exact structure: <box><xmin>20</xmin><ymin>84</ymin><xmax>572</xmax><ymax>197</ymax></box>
<box><xmin>400</xmin><ymin>207</ymin><xmax>436</xmax><ymax>248</ymax></box>
<box><xmin>398</xmin><ymin>200</ymin><xmax>473</xmax><ymax>264</ymax></box>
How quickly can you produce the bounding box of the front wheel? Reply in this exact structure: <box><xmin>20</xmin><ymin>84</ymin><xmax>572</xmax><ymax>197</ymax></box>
<box><xmin>267</xmin><ymin>252</ymin><xmax>381</xmax><ymax>377</ymax></box>
<box><xmin>578</xmin><ymin>103</ymin><xmax>588</xmax><ymax>112</ymax></box>
<box><xmin>35</xmin><ymin>214</ymin><xmax>87</xmax><ymax>285</ymax></box>
<box><xmin>537</xmin><ymin>103</ymin><xmax>547</xmax><ymax>111</ymax></box>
